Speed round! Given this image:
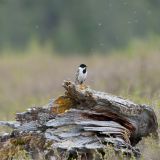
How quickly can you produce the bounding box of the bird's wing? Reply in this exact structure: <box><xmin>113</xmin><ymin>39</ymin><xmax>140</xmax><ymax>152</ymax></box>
<box><xmin>75</xmin><ymin>68</ymin><xmax>79</xmax><ymax>84</ymax></box>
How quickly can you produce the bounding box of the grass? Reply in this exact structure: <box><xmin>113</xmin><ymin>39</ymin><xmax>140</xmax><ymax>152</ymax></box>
<box><xmin>0</xmin><ymin>37</ymin><xmax>160</xmax><ymax>159</ymax></box>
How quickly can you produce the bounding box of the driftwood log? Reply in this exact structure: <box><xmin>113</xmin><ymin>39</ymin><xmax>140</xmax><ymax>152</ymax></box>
<box><xmin>0</xmin><ymin>81</ymin><xmax>158</xmax><ymax>159</ymax></box>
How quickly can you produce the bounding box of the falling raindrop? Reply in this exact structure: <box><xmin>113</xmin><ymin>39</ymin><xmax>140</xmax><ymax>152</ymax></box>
<box><xmin>116</xmin><ymin>36</ymin><xmax>119</xmax><ymax>41</ymax></box>
<box><xmin>133</xmin><ymin>11</ymin><xmax>137</xmax><ymax>14</ymax></box>
<box><xmin>99</xmin><ymin>43</ymin><xmax>104</xmax><ymax>46</ymax></box>
<box><xmin>35</xmin><ymin>25</ymin><xmax>39</xmax><ymax>29</ymax></box>
<box><xmin>109</xmin><ymin>3</ymin><xmax>112</xmax><ymax>7</ymax></box>
<box><xmin>147</xmin><ymin>10</ymin><xmax>152</xmax><ymax>15</ymax></box>
<box><xmin>134</xmin><ymin>19</ymin><xmax>139</xmax><ymax>23</ymax></box>
<box><xmin>124</xmin><ymin>2</ymin><xmax>128</xmax><ymax>6</ymax></box>
<box><xmin>98</xmin><ymin>23</ymin><xmax>102</xmax><ymax>26</ymax></box>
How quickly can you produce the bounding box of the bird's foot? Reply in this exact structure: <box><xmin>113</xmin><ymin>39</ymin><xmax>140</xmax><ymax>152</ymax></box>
<box><xmin>79</xmin><ymin>84</ymin><xmax>87</xmax><ymax>90</ymax></box>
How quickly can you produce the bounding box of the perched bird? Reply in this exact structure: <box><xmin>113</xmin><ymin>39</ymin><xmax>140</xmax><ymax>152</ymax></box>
<box><xmin>75</xmin><ymin>64</ymin><xmax>87</xmax><ymax>85</ymax></box>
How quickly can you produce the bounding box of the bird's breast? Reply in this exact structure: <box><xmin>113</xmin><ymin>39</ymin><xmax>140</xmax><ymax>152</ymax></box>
<box><xmin>78</xmin><ymin>71</ymin><xmax>87</xmax><ymax>81</ymax></box>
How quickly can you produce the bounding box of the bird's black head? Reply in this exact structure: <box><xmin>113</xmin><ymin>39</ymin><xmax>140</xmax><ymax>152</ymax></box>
<box><xmin>79</xmin><ymin>64</ymin><xmax>87</xmax><ymax>68</ymax></box>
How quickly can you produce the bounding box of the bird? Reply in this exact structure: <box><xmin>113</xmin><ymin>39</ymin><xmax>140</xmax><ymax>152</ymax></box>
<box><xmin>75</xmin><ymin>64</ymin><xmax>87</xmax><ymax>85</ymax></box>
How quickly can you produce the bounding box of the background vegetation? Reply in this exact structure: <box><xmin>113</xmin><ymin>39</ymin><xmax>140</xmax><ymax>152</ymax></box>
<box><xmin>0</xmin><ymin>0</ymin><xmax>160</xmax><ymax>53</ymax></box>
<box><xmin>0</xmin><ymin>1</ymin><xmax>160</xmax><ymax>159</ymax></box>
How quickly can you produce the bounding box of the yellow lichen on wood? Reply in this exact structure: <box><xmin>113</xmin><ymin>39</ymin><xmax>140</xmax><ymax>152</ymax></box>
<box><xmin>51</xmin><ymin>96</ymin><xmax>75</xmax><ymax>114</ymax></box>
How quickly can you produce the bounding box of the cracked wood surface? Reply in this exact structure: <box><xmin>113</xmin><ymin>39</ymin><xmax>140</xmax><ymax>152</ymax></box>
<box><xmin>63</xmin><ymin>81</ymin><xmax>158</xmax><ymax>144</ymax></box>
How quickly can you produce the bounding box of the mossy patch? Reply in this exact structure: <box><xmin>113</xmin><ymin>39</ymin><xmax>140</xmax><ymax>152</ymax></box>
<box><xmin>0</xmin><ymin>133</ymin><xmax>51</xmax><ymax>160</ymax></box>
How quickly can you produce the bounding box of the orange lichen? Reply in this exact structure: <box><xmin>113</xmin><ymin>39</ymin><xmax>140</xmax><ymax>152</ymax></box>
<box><xmin>51</xmin><ymin>96</ymin><xmax>74</xmax><ymax>114</ymax></box>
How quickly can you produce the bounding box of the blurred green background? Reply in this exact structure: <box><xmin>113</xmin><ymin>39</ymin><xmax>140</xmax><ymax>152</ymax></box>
<box><xmin>0</xmin><ymin>0</ymin><xmax>160</xmax><ymax>53</ymax></box>
<box><xmin>0</xmin><ymin>1</ymin><xmax>160</xmax><ymax>158</ymax></box>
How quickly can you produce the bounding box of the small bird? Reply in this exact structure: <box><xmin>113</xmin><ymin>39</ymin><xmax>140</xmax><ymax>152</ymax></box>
<box><xmin>75</xmin><ymin>64</ymin><xmax>87</xmax><ymax>85</ymax></box>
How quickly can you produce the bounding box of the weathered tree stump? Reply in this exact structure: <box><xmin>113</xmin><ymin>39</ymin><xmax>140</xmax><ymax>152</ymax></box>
<box><xmin>0</xmin><ymin>81</ymin><xmax>158</xmax><ymax>159</ymax></box>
